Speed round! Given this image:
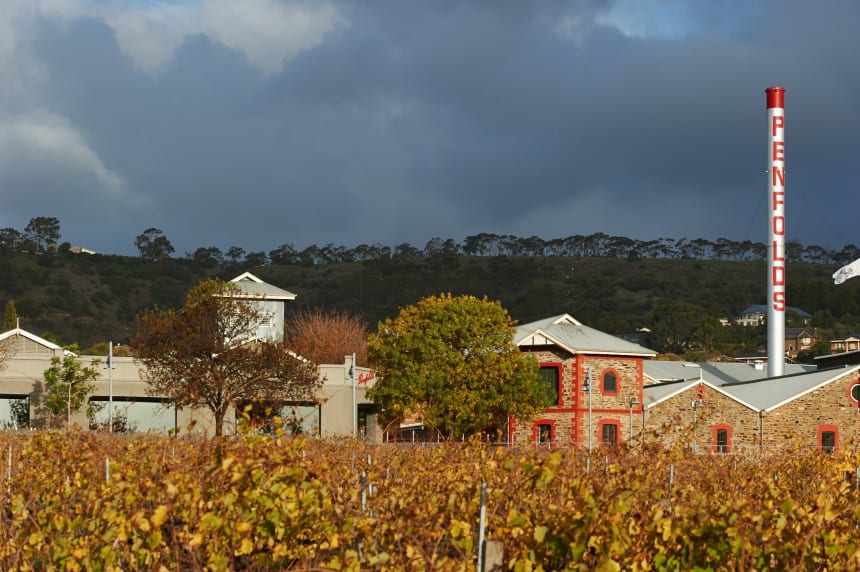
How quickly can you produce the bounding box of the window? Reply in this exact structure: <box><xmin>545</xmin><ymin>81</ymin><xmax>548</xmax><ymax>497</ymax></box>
<box><xmin>818</xmin><ymin>425</ymin><xmax>838</xmax><ymax>453</ymax></box>
<box><xmin>357</xmin><ymin>404</ymin><xmax>375</xmax><ymax>440</ymax></box>
<box><xmin>539</xmin><ymin>365</ymin><xmax>560</xmax><ymax>407</ymax></box>
<box><xmin>258</xmin><ymin>312</ymin><xmax>275</xmax><ymax>328</ymax></box>
<box><xmin>0</xmin><ymin>396</ymin><xmax>29</xmax><ymax>430</ymax></box>
<box><xmin>601</xmin><ymin>422</ymin><xmax>618</xmax><ymax>446</ymax></box>
<box><xmin>850</xmin><ymin>384</ymin><xmax>860</xmax><ymax>403</ymax></box>
<box><xmin>537</xmin><ymin>423</ymin><xmax>553</xmax><ymax>445</ymax></box>
<box><xmin>821</xmin><ymin>431</ymin><xmax>836</xmax><ymax>453</ymax></box>
<box><xmin>602</xmin><ymin>370</ymin><xmax>619</xmax><ymax>395</ymax></box>
<box><xmin>713</xmin><ymin>425</ymin><xmax>732</xmax><ymax>453</ymax></box>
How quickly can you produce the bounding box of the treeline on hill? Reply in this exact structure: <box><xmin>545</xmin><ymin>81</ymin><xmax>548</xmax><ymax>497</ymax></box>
<box><xmin>1</xmin><ymin>220</ymin><xmax>859</xmax><ymax>361</ymax></box>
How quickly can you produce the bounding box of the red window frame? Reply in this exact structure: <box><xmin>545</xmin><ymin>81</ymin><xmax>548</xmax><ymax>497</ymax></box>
<box><xmin>598</xmin><ymin>419</ymin><xmax>620</xmax><ymax>447</ymax></box>
<box><xmin>600</xmin><ymin>368</ymin><xmax>621</xmax><ymax>396</ymax></box>
<box><xmin>531</xmin><ymin>419</ymin><xmax>556</xmax><ymax>446</ymax></box>
<box><xmin>539</xmin><ymin>362</ymin><xmax>563</xmax><ymax>408</ymax></box>
<box><xmin>818</xmin><ymin>424</ymin><xmax>838</xmax><ymax>453</ymax></box>
<box><xmin>712</xmin><ymin>424</ymin><xmax>732</xmax><ymax>454</ymax></box>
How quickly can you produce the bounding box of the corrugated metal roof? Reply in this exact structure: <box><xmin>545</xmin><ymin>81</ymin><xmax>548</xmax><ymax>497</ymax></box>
<box><xmin>643</xmin><ymin>361</ymin><xmax>860</xmax><ymax>412</ymax></box>
<box><xmin>722</xmin><ymin>366</ymin><xmax>860</xmax><ymax>411</ymax></box>
<box><xmin>644</xmin><ymin>361</ymin><xmax>814</xmax><ymax>385</ymax></box>
<box><xmin>516</xmin><ymin>314</ymin><xmax>656</xmax><ymax>357</ymax></box>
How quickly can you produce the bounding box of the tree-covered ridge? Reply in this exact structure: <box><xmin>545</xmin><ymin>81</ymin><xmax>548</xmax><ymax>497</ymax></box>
<box><xmin>1</xmin><ymin>218</ymin><xmax>858</xmax><ymax>361</ymax></box>
<box><xmin>1</xmin><ymin>217</ymin><xmax>858</xmax><ymax>266</ymax></box>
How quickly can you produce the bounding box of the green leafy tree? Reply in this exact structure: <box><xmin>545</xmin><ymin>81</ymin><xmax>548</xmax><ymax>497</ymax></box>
<box><xmin>43</xmin><ymin>348</ymin><xmax>101</xmax><ymax>431</ymax></box>
<box><xmin>134</xmin><ymin>228</ymin><xmax>175</xmax><ymax>260</ymax></box>
<box><xmin>367</xmin><ymin>293</ymin><xmax>548</xmax><ymax>440</ymax></box>
<box><xmin>24</xmin><ymin>216</ymin><xmax>61</xmax><ymax>251</ymax></box>
<box><xmin>649</xmin><ymin>299</ymin><xmax>707</xmax><ymax>355</ymax></box>
<box><xmin>132</xmin><ymin>279</ymin><xmax>323</xmax><ymax>436</ymax></box>
<box><xmin>0</xmin><ymin>227</ymin><xmax>24</xmax><ymax>252</ymax></box>
<box><xmin>3</xmin><ymin>299</ymin><xmax>17</xmax><ymax>331</ymax></box>
<box><xmin>226</xmin><ymin>246</ymin><xmax>246</xmax><ymax>264</ymax></box>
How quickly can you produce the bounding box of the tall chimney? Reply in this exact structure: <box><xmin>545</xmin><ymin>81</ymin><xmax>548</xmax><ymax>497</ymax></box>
<box><xmin>766</xmin><ymin>86</ymin><xmax>786</xmax><ymax>377</ymax></box>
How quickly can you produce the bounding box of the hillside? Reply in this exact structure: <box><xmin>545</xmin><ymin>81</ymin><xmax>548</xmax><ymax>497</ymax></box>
<box><xmin>0</xmin><ymin>249</ymin><xmax>856</xmax><ymax>356</ymax></box>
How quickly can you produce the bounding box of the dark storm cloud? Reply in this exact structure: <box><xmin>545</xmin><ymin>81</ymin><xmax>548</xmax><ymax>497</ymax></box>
<box><xmin>0</xmin><ymin>0</ymin><xmax>858</xmax><ymax>256</ymax></box>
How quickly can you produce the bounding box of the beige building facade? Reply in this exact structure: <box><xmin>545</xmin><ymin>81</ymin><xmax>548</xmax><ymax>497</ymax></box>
<box><xmin>0</xmin><ymin>271</ymin><xmax>381</xmax><ymax>440</ymax></box>
<box><xmin>0</xmin><ymin>328</ymin><xmax>378</xmax><ymax>439</ymax></box>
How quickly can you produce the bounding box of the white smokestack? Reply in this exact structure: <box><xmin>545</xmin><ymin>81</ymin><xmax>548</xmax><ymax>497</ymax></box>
<box><xmin>766</xmin><ymin>86</ymin><xmax>786</xmax><ymax>377</ymax></box>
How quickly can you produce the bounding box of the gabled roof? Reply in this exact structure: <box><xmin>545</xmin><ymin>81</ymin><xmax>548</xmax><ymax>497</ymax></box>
<box><xmin>643</xmin><ymin>360</ymin><xmax>858</xmax><ymax>413</ymax></box>
<box><xmin>643</xmin><ymin>377</ymin><xmax>759</xmax><ymax>412</ymax></box>
<box><xmin>0</xmin><ymin>327</ymin><xmax>74</xmax><ymax>355</ymax></box>
<box><xmin>229</xmin><ymin>272</ymin><xmax>296</xmax><ymax>301</ymax></box>
<box><xmin>515</xmin><ymin>314</ymin><xmax>656</xmax><ymax>357</ymax></box>
<box><xmin>721</xmin><ymin>366</ymin><xmax>860</xmax><ymax>412</ymax></box>
<box><xmin>831</xmin><ymin>334</ymin><xmax>860</xmax><ymax>342</ymax></box>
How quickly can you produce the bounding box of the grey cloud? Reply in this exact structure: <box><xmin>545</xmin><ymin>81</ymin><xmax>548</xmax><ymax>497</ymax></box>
<box><xmin>0</xmin><ymin>0</ymin><xmax>858</xmax><ymax>256</ymax></box>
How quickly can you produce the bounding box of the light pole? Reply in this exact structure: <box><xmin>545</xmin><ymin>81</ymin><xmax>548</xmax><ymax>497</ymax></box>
<box><xmin>628</xmin><ymin>395</ymin><xmax>638</xmax><ymax>447</ymax></box>
<box><xmin>66</xmin><ymin>381</ymin><xmax>72</xmax><ymax>432</ymax></box>
<box><xmin>349</xmin><ymin>352</ymin><xmax>357</xmax><ymax>438</ymax></box>
<box><xmin>583</xmin><ymin>366</ymin><xmax>593</xmax><ymax>453</ymax></box>
<box><xmin>105</xmin><ymin>341</ymin><xmax>115</xmax><ymax>433</ymax></box>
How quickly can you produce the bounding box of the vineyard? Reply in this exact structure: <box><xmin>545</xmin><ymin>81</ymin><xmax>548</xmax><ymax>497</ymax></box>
<box><xmin>2</xmin><ymin>430</ymin><xmax>860</xmax><ymax>571</ymax></box>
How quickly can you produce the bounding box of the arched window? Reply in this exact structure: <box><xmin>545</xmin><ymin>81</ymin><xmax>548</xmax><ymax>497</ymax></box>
<box><xmin>601</xmin><ymin>369</ymin><xmax>620</xmax><ymax>395</ymax></box>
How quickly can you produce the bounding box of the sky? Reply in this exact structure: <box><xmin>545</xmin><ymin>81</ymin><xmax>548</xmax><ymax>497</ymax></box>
<box><xmin>1</xmin><ymin>0</ymin><xmax>858</xmax><ymax>257</ymax></box>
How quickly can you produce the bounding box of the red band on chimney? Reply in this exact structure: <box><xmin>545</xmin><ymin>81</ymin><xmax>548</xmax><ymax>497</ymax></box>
<box><xmin>766</xmin><ymin>86</ymin><xmax>785</xmax><ymax>109</ymax></box>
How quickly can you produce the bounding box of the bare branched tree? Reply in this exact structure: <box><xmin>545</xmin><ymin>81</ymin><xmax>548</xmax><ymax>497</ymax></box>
<box><xmin>285</xmin><ymin>309</ymin><xmax>369</xmax><ymax>366</ymax></box>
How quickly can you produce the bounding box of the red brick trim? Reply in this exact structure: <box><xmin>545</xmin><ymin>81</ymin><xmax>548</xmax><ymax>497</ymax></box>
<box><xmin>531</xmin><ymin>419</ymin><xmax>556</xmax><ymax>446</ymax></box>
<box><xmin>597</xmin><ymin>419</ymin><xmax>621</xmax><ymax>447</ymax></box>
<box><xmin>712</xmin><ymin>424</ymin><xmax>732</xmax><ymax>454</ymax></box>
<box><xmin>539</xmin><ymin>362</ymin><xmax>563</xmax><ymax>408</ymax></box>
<box><xmin>600</xmin><ymin>368</ymin><xmax>622</xmax><ymax>396</ymax></box>
<box><xmin>817</xmin><ymin>424</ymin><xmax>839</xmax><ymax>453</ymax></box>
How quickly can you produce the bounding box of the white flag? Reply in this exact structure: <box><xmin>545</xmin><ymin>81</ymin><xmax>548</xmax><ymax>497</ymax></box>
<box><xmin>833</xmin><ymin>257</ymin><xmax>860</xmax><ymax>285</ymax></box>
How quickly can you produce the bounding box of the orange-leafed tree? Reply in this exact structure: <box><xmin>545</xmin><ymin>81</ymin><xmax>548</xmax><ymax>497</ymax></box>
<box><xmin>132</xmin><ymin>279</ymin><xmax>323</xmax><ymax>436</ymax></box>
<box><xmin>285</xmin><ymin>309</ymin><xmax>369</xmax><ymax>366</ymax></box>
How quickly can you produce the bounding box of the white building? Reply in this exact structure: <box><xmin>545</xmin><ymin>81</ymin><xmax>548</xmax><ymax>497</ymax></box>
<box><xmin>0</xmin><ymin>273</ymin><xmax>380</xmax><ymax>439</ymax></box>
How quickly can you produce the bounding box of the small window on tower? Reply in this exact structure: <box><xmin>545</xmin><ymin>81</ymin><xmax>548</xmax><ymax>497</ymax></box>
<box><xmin>602</xmin><ymin>371</ymin><xmax>617</xmax><ymax>394</ymax></box>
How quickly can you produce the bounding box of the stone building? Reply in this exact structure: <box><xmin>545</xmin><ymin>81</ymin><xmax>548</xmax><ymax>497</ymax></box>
<box><xmin>511</xmin><ymin>314</ymin><xmax>657</xmax><ymax>447</ymax></box>
<box><xmin>642</xmin><ymin>361</ymin><xmax>860</xmax><ymax>454</ymax></box>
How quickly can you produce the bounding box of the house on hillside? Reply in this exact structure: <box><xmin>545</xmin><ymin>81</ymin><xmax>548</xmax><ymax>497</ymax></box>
<box><xmin>736</xmin><ymin>304</ymin><xmax>812</xmax><ymax>327</ymax></box>
<box><xmin>785</xmin><ymin>327</ymin><xmax>818</xmax><ymax>358</ymax></box>
<box><xmin>830</xmin><ymin>334</ymin><xmax>860</xmax><ymax>354</ymax></box>
<box><xmin>0</xmin><ymin>273</ymin><xmax>380</xmax><ymax>439</ymax></box>
<box><xmin>512</xmin><ymin>314</ymin><xmax>657</xmax><ymax>447</ymax></box>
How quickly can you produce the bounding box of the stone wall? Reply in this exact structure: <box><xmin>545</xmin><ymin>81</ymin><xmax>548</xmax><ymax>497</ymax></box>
<box><xmin>643</xmin><ymin>370</ymin><xmax>860</xmax><ymax>454</ymax></box>
<box><xmin>514</xmin><ymin>348</ymin><xmax>644</xmax><ymax>447</ymax></box>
